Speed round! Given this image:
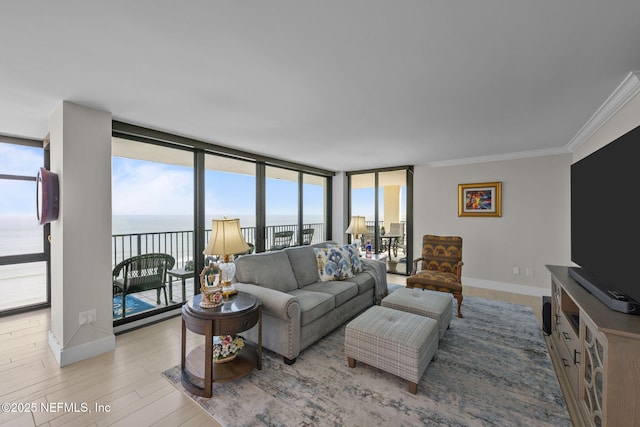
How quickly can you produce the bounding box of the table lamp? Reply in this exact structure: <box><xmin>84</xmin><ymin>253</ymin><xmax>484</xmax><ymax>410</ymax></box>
<box><xmin>345</xmin><ymin>215</ymin><xmax>368</xmax><ymax>253</ymax></box>
<box><xmin>203</xmin><ymin>218</ymin><xmax>250</xmax><ymax>296</ymax></box>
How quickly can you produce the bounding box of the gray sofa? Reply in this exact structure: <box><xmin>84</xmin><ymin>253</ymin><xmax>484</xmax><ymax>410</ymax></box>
<box><xmin>233</xmin><ymin>242</ymin><xmax>388</xmax><ymax>364</ymax></box>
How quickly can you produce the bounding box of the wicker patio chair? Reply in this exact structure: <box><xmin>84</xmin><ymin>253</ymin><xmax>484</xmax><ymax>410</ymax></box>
<box><xmin>112</xmin><ymin>253</ymin><xmax>175</xmax><ymax>318</ymax></box>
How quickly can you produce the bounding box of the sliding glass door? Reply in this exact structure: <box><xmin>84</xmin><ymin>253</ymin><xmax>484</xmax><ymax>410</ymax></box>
<box><xmin>112</xmin><ymin>138</ymin><xmax>194</xmax><ymax>324</ymax></box>
<box><xmin>348</xmin><ymin>167</ymin><xmax>412</xmax><ymax>274</ymax></box>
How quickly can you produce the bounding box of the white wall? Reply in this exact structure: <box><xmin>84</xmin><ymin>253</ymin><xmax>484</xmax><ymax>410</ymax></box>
<box><xmin>331</xmin><ymin>171</ymin><xmax>348</xmax><ymax>244</ymax></box>
<box><xmin>414</xmin><ymin>154</ymin><xmax>572</xmax><ymax>295</ymax></box>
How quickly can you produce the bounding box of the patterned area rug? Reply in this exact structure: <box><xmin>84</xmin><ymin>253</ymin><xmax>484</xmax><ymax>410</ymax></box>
<box><xmin>112</xmin><ymin>294</ymin><xmax>155</xmax><ymax>319</ymax></box>
<box><xmin>162</xmin><ymin>286</ymin><xmax>570</xmax><ymax>426</ymax></box>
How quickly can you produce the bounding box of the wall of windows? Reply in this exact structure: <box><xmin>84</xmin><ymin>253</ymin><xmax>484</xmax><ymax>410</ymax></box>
<box><xmin>111</xmin><ymin>123</ymin><xmax>333</xmax><ymax>327</ymax></box>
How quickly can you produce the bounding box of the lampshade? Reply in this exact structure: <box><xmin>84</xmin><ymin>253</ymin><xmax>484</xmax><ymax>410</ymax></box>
<box><xmin>345</xmin><ymin>216</ymin><xmax>368</xmax><ymax>236</ymax></box>
<box><xmin>203</xmin><ymin>218</ymin><xmax>250</xmax><ymax>257</ymax></box>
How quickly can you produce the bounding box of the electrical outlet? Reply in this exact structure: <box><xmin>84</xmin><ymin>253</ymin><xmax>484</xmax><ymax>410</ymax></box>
<box><xmin>79</xmin><ymin>309</ymin><xmax>97</xmax><ymax>325</ymax></box>
<box><xmin>512</xmin><ymin>267</ymin><xmax>520</xmax><ymax>275</ymax></box>
<box><xmin>525</xmin><ymin>268</ymin><xmax>534</xmax><ymax>276</ymax></box>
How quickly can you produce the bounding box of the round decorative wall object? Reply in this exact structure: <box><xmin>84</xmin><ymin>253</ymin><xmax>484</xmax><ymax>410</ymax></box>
<box><xmin>36</xmin><ymin>167</ymin><xmax>59</xmax><ymax>225</ymax></box>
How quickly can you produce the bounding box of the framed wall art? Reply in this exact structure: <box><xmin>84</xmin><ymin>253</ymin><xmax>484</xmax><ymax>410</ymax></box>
<box><xmin>458</xmin><ymin>182</ymin><xmax>502</xmax><ymax>217</ymax></box>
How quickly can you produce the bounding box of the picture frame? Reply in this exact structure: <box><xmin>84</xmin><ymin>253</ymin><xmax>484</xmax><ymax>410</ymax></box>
<box><xmin>458</xmin><ymin>182</ymin><xmax>502</xmax><ymax>217</ymax></box>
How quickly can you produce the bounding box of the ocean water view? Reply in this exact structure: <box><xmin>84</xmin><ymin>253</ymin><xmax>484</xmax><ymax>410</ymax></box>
<box><xmin>0</xmin><ymin>215</ymin><xmax>43</xmax><ymax>257</ymax></box>
<box><xmin>112</xmin><ymin>214</ymin><xmax>324</xmax><ymax>235</ymax></box>
<box><xmin>0</xmin><ymin>213</ymin><xmax>325</xmax><ymax>309</ymax></box>
<box><xmin>0</xmin><ymin>213</ymin><xmax>324</xmax><ymax>260</ymax></box>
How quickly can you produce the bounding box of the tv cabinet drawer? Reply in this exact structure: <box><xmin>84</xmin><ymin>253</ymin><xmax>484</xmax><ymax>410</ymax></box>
<box><xmin>556</xmin><ymin>330</ymin><xmax>580</xmax><ymax>394</ymax></box>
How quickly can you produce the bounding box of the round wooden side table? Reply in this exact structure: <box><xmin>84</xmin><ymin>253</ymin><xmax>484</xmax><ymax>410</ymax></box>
<box><xmin>181</xmin><ymin>291</ymin><xmax>262</xmax><ymax>398</ymax></box>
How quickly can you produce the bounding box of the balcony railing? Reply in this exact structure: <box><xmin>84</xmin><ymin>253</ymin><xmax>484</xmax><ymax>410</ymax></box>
<box><xmin>112</xmin><ymin>223</ymin><xmax>324</xmax><ymax>269</ymax></box>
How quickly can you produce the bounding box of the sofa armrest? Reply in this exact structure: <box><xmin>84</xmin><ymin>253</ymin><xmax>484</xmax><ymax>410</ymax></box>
<box><xmin>235</xmin><ymin>282</ymin><xmax>300</xmax><ymax>321</ymax></box>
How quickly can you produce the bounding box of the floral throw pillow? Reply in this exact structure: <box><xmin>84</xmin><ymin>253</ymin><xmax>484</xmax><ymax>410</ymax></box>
<box><xmin>344</xmin><ymin>243</ymin><xmax>363</xmax><ymax>273</ymax></box>
<box><xmin>315</xmin><ymin>246</ymin><xmax>354</xmax><ymax>281</ymax></box>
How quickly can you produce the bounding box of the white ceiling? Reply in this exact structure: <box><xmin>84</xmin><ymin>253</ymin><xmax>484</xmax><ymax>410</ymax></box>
<box><xmin>2</xmin><ymin>1</ymin><xmax>640</xmax><ymax>172</ymax></box>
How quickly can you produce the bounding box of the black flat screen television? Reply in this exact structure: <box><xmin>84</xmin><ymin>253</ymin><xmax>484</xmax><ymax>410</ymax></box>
<box><xmin>570</xmin><ymin>123</ymin><xmax>640</xmax><ymax>311</ymax></box>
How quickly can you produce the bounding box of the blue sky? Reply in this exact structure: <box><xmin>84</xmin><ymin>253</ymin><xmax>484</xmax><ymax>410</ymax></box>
<box><xmin>0</xmin><ymin>143</ymin><xmax>42</xmax><ymax>215</ymax></box>
<box><xmin>111</xmin><ymin>156</ymin><xmax>327</xmax><ymax>218</ymax></box>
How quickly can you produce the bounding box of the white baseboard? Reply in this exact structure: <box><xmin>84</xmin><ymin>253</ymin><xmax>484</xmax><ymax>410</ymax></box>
<box><xmin>462</xmin><ymin>276</ymin><xmax>551</xmax><ymax>298</ymax></box>
<box><xmin>48</xmin><ymin>331</ymin><xmax>115</xmax><ymax>367</ymax></box>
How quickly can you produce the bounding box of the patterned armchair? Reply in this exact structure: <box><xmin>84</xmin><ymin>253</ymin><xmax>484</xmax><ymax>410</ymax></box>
<box><xmin>406</xmin><ymin>235</ymin><xmax>464</xmax><ymax>318</ymax></box>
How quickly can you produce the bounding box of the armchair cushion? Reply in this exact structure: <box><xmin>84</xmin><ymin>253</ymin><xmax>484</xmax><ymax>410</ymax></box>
<box><xmin>410</xmin><ymin>270</ymin><xmax>462</xmax><ymax>293</ymax></box>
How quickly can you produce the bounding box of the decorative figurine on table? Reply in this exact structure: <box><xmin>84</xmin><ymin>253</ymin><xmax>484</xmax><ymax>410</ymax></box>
<box><xmin>199</xmin><ymin>260</ymin><xmax>223</xmax><ymax>308</ymax></box>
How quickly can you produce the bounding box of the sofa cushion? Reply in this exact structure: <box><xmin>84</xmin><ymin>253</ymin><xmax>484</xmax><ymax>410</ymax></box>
<box><xmin>347</xmin><ymin>272</ymin><xmax>376</xmax><ymax>295</ymax></box>
<box><xmin>234</xmin><ymin>251</ymin><xmax>298</xmax><ymax>293</ymax></box>
<box><xmin>300</xmin><ymin>280</ymin><xmax>359</xmax><ymax>307</ymax></box>
<box><xmin>285</xmin><ymin>246</ymin><xmax>320</xmax><ymax>288</ymax></box>
<box><xmin>288</xmin><ymin>289</ymin><xmax>335</xmax><ymax>326</ymax></box>
<box><xmin>315</xmin><ymin>246</ymin><xmax>354</xmax><ymax>281</ymax></box>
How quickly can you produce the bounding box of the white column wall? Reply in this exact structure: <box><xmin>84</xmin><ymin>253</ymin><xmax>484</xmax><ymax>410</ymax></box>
<box><xmin>48</xmin><ymin>101</ymin><xmax>115</xmax><ymax>366</ymax></box>
<box><xmin>383</xmin><ymin>185</ymin><xmax>401</xmax><ymax>230</ymax></box>
<box><xmin>332</xmin><ymin>171</ymin><xmax>348</xmax><ymax>244</ymax></box>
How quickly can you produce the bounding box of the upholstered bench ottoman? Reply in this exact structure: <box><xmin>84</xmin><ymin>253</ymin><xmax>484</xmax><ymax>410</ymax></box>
<box><xmin>344</xmin><ymin>305</ymin><xmax>438</xmax><ymax>394</ymax></box>
<box><xmin>381</xmin><ymin>287</ymin><xmax>452</xmax><ymax>341</ymax></box>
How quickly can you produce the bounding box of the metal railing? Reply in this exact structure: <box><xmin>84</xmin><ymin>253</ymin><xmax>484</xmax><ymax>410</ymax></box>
<box><xmin>112</xmin><ymin>223</ymin><xmax>325</xmax><ymax>269</ymax></box>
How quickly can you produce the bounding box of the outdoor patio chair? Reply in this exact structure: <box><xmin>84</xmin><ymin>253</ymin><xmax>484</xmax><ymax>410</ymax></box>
<box><xmin>112</xmin><ymin>253</ymin><xmax>175</xmax><ymax>318</ymax></box>
<box><xmin>271</xmin><ymin>230</ymin><xmax>294</xmax><ymax>250</ymax></box>
<box><xmin>302</xmin><ymin>228</ymin><xmax>315</xmax><ymax>245</ymax></box>
<box><xmin>389</xmin><ymin>222</ymin><xmax>406</xmax><ymax>257</ymax></box>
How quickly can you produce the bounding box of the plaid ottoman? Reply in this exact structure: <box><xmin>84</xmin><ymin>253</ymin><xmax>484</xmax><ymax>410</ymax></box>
<box><xmin>345</xmin><ymin>305</ymin><xmax>438</xmax><ymax>394</ymax></box>
<box><xmin>381</xmin><ymin>287</ymin><xmax>452</xmax><ymax>340</ymax></box>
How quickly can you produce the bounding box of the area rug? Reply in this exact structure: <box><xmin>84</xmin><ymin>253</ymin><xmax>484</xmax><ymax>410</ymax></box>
<box><xmin>112</xmin><ymin>294</ymin><xmax>155</xmax><ymax>319</ymax></box>
<box><xmin>162</xmin><ymin>286</ymin><xmax>570</xmax><ymax>426</ymax></box>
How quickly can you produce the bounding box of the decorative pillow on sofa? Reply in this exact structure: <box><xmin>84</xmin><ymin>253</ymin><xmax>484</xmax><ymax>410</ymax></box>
<box><xmin>344</xmin><ymin>243</ymin><xmax>363</xmax><ymax>273</ymax></box>
<box><xmin>315</xmin><ymin>246</ymin><xmax>354</xmax><ymax>281</ymax></box>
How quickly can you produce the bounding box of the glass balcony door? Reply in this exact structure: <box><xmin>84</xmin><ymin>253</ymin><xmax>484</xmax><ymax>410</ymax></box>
<box><xmin>112</xmin><ymin>138</ymin><xmax>193</xmax><ymax>324</ymax></box>
<box><xmin>349</xmin><ymin>167</ymin><xmax>412</xmax><ymax>275</ymax></box>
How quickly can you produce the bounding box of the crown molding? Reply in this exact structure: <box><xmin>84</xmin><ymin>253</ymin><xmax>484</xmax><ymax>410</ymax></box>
<box><xmin>566</xmin><ymin>71</ymin><xmax>640</xmax><ymax>152</ymax></box>
<box><xmin>427</xmin><ymin>146</ymin><xmax>570</xmax><ymax>168</ymax></box>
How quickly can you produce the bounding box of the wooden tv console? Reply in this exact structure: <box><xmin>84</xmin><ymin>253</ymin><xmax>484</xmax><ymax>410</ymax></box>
<box><xmin>546</xmin><ymin>265</ymin><xmax>640</xmax><ymax>427</ymax></box>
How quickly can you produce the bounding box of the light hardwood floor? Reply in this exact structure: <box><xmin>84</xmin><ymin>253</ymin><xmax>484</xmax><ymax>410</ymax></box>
<box><xmin>0</xmin><ymin>274</ymin><xmax>542</xmax><ymax>426</ymax></box>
